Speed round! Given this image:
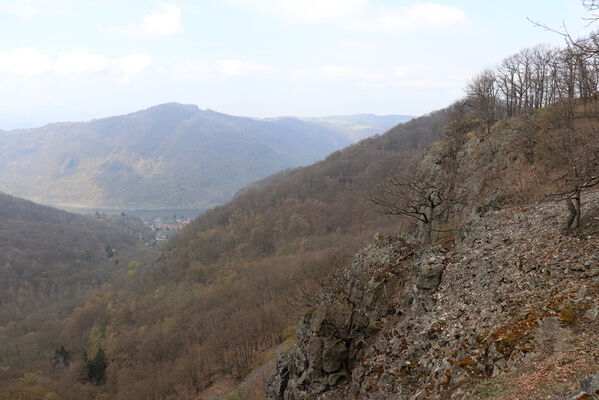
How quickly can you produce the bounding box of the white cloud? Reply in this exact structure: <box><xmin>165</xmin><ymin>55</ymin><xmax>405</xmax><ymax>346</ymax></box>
<box><xmin>0</xmin><ymin>49</ymin><xmax>151</xmax><ymax>77</ymax></box>
<box><xmin>320</xmin><ymin>65</ymin><xmax>370</xmax><ymax>79</ymax></box>
<box><xmin>0</xmin><ymin>48</ymin><xmax>52</xmax><ymax>75</ymax></box>
<box><xmin>354</xmin><ymin>3</ymin><xmax>467</xmax><ymax>33</ymax></box>
<box><xmin>396</xmin><ymin>79</ymin><xmax>454</xmax><ymax>88</ymax></box>
<box><xmin>112</xmin><ymin>4</ymin><xmax>183</xmax><ymax>37</ymax></box>
<box><xmin>0</xmin><ymin>0</ymin><xmax>70</xmax><ymax>17</ymax></box>
<box><xmin>394</xmin><ymin>64</ymin><xmax>429</xmax><ymax>78</ymax></box>
<box><xmin>316</xmin><ymin>62</ymin><xmax>462</xmax><ymax>90</ymax></box>
<box><xmin>319</xmin><ymin>64</ymin><xmax>389</xmax><ymax>90</ymax></box>
<box><xmin>55</xmin><ymin>51</ymin><xmax>107</xmax><ymax>74</ymax></box>
<box><xmin>230</xmin><ymin>1</ymin><xmax>466</xmax><ymax>32</ymax></box>
<box><xmin>117</xmin><ymin>54</ymin><xmax>153</xmax><ymax>74</ymax></box>
<box><xmin>230</xmin><ymin>0</ymin><xmax>367</xmax><ymax>23</ymax></box>
<box><xmin>409</xmin><ymin>2</ymin><xmax>467</xmax><ymax>27</ymax></box>
<box><xmin>177</xmin><ymin>59</ymin><xmax>271</xmax><ymax>79</ymax></box>
<box><xmin>216</xmin><ymin>59</ymin><xmax>268</xmax><ymax>77</ymax></box>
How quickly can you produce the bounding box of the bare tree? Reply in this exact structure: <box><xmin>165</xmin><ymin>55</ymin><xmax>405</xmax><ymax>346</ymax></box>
<box><xmin>529</xmin><ymin>1</ymin><xmax>599</xmax><ymax>59</ymax></box>
<box><xmin>370</xmin><ymin>169</ymin><xmax>455</xmax><ymax>243</ymax></box>
<box><xmin>466</xmin><ymin>69</ymin><xmax>500</xmax><ymax>134</ymax></box>
<box><xmin>550</xmin><ymin>175</ymin><xmax>599</xmax><ymax>230</ymax></box>
<box><xmin>546</xmin><ymin>158</ymin><xmax>599</xmax><ymax>230</ymax></box>
<box><xmin>543</xmin><ymin>125</ymin><xmax>599</xmax><ymax>230</ymax></box>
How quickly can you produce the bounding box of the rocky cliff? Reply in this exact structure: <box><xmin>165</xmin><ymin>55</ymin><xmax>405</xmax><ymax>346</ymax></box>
<box><xmin>267</xmin><ymin>189</ymin><xmax>599</xmax><ymax>399</ymax></box>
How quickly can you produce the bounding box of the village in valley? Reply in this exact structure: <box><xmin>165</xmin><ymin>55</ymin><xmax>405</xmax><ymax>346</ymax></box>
<box><xmin>146</xmin><ymin>214</ymin><xmax>192</xmax><ymax>241</ymax></box>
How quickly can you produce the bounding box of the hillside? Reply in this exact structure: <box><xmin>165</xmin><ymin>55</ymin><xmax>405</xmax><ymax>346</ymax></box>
<box><xmin>268</xmin><ymin>192</ymin><xmax>599</xmax><ymax>399</ymax></box>
<box><xmin>0</xmin><ymin>108</ymin><xmax>447</xmax><ymax>400</ymax></box>
<box><xmin>0</xmin><ymin>103</ymin><xmax>351</xmax><ymax>211</ymax></box>
<box><xmin>2</xmin><ymin>104</ymin><xmax>597</xmax><ymax>400</ymax></box>
<box><xmin>4</xmin><ymin>27</ymin><xmax>599</xmax><ymax>400</ymax></box>
<box><xmin>266</xmin><ymin>100</ymin><xmax>599</xmax><ymax>399</ymax></box>
<box><xmin>15</xmin><ymin>98</ymin><xmax>594</xmax><ymax>400</ymax></box>
<box><xmin>0</xmin><ymin>193</ymin><xmax>154</xmax><ymax>383</ymax></box>
<box><xmin>7</xmin><ymin>97</ymin><xmax>598</xmax><ymax>400</ymax></box>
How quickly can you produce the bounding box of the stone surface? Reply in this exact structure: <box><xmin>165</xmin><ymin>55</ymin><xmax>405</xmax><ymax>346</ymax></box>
<box><xmin>321</xmin><ymin>339</ymin><xmax>347</xmax><ymax>373</ymax></box>
<box><xmin>581</xmin><ymin>374</ymin><xmax>599</xmax><ymax>394</ymax></box>
<box><xmin>267</xmin><ymin>192</ymin><xmax>599</xmax><ymax>400</ymax></box>
<box><xmin>583</xmin><ymin>303</ymin><xmax>599</xmax><ymax>320</ymax></box>
<box><xmin>413</xmin><ymin>261</ymin><xmax>445</xmax><ymax>290</ymax></box>
<box><xmin>328</xmin><ymin>370</ymin><xmax>349</xmax><ymax>386</ymax></box>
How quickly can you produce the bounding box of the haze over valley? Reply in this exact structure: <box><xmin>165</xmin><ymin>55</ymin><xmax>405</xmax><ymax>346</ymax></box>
<box><xmin>0</xmin><ymin>104</ymin><xmax>409</xmax><ymax>214</ymax></box>
<box><xmin>1</xmin><ymin>1</ymin><xmax>599</xmax><ymax>400</ymax></box>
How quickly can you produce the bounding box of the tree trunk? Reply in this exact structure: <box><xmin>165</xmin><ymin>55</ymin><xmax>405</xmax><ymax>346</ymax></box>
<box><xmin>573</xmin><ymin>190</ymin><xmax>581</xmax><ymax>229</ymax></box>
<box><xmin>423</xmin><ymin>221</ymin><xmax>432</xmax><ymax>243</ymax></box>
<box><xmin>565</xmin><ymin>195</ymin><xmax>581</xmax><ymax>230</ymax></box>
<box><xmin>565</xmin><ymin>198</ymin><xmax>576</xmax><ymax>230</ymax></box>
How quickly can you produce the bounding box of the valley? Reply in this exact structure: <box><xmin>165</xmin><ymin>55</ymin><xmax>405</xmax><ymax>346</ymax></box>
<box><xmin>0</xmin><ymin>105</ymin><xmax>409</xmax><ymax>214</ymax></box>
<box><xmin>2</xmin><ymin>2</ymin><xmax>599</xmax><ymax>400</ymax></box>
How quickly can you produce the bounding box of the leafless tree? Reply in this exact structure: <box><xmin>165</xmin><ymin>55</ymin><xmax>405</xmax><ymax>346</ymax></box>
<box><xmin>370</xmin><ymin>169</ymin><xmax>455</xmax><ymax>243</ymax></box>
<box><xmin>466</xmin><ymin>69</ymin><xmax>500</xmax><ymax>134</ymax></box>
<box><xmin>543</xmin><ymin>125</ymin><xmax>599</xmax><ymax>230</ymax></box>
<box><xmin>529</xmin><ymin>1</ymin><xmax>599</xmax><ymax>59</ymax></box>
<box><xmin>547</xmin><ymin>164</ymin><xmax>599</xmax><ymax>230</ymax></box>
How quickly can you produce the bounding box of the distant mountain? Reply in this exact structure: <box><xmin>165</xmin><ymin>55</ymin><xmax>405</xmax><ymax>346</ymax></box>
<box><xmin>0</xmin><ymin>103</ymin><xmax>351</xmax><ymax>211</ymax></box>
<box><xmin>302</xmin><ymin>113</ymin><xmax>413</xmax><ymax>142</ymax></box>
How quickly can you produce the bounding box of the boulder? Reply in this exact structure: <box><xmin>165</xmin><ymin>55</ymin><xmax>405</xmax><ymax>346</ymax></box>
<box><xmin>322</xmin><ymin>338</ymin><xmax>348</xmax><ymax>373</ymax></box>
<box><xmin>413</xmin><ymin>262</ymin><xmax>445</xmax><ymax>290</ymax></box>
<box><xmin>307</xmin><ymin>337</ymin><xmax>324</xmax><ymax>371</ymax></box>
<box><xmin>266</xmin><ymin>355</ymin><xmax>290</xmax><ymax>400</ymax></box>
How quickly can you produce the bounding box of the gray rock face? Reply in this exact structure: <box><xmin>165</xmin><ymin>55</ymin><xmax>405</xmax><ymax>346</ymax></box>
<box><xmin>268</xmin><ymin>357</ymin><xmax>290</xmax><ymax>399</ymax></box>
<box><xmin>581</xmin><ymin>374</ymin><xmax>599</xmax><ymax>394</ymax></box>
<box><xmin>413</xmin><ymin>259</ymin><xmax>445</xmax><ymax>290</ymax></box>
<box><xmin>267</xmin><ymin>195</ymin><xmax>599</xmax><ymax>399</ymax></box>
<box><xmin>266</xmin><ymin>236</ymin><xmax>418</xmax><ymax>400</ymax></box>
<box><xmin>555</xmin><ymin>374</ymin><xmax>599</xmax><ymax>399</ymax></box>
<box><xmin>322</xmin><ymin>339</ymin><xmax>348</xmax><ymax>373</ymax></box>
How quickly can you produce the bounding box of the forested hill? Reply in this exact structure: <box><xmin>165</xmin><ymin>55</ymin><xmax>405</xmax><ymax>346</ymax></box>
<box><xmin>102</xmin><ymin>109</ymin><xmax>447</xmax><ymax>399</ymax></box>
<box><xmin>0</xmin><ymin>192</ymin><xmax>154</xmax><ymax>377</ymax></box>
<box><xmin>169</xmin><ymin>108</ymin><xmax>445</xmax><ymax>273</ymax></box>
<box><xmin>0</xmin><ymin>108</ymin><xmax>448</xmax><ymax>400</ymax></box>
<box><xmin>0</xmin><ymin>103</ymin><xmax>351</xmax><ymax>211</ymax></box>
<box><xmin>264</xmin><ymin>35</ymin><xmax>599</xmax><ymax>399</ymax></box>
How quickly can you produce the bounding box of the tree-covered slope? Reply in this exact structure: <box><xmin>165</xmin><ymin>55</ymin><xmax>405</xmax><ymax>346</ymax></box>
<box><xmin>0</xmin><ymin>103</ymin><xmax>351</xmax><ymax>211</ymax></box>
<box><xmin>0</xmin><ymin>109</ymin><xmax>447</xmax><ymax>400</ymax></box>
<box><xmin>0</xmin><ymin>192</ymin><xmax>153</xmax><ymax>376</ymax></box>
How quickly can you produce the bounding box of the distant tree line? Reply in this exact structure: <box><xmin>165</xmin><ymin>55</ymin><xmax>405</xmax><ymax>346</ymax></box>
<box><xmin>373</xmin><ymin>29</ymin><xmax>599</xmax><ymax>239</ymax></box>
<box><xmin>466</xmin><ymin>32</ymin><xmax>599</xmax><ymax>132</ymax></box>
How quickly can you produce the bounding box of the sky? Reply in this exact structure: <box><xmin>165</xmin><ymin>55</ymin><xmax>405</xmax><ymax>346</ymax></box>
<box><xmin>0</xmin><ymin>0</ymin><xmax>595</xmax><ymax>129</ymax></box>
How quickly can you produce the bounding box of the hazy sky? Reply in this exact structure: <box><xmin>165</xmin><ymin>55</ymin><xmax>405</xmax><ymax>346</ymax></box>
<box><xmin>0</xmin><ymin>0</ymin><xmax>593</xmax><ymax>129</ymax></box>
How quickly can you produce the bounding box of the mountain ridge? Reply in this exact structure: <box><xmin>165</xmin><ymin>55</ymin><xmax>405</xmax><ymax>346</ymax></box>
<box><xmin>0</xmin><ymin>103</ymin><xmax>410</xmax><ymax>213</ymax></box>
<box><xmin>0</xmin><ymin>103</ymin><xmax>353</xmax><ymax>211</ymax></box>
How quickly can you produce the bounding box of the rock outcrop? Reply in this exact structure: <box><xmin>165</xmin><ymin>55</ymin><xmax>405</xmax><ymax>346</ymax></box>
<box><xmin>267</xmin><ymin>192</ymin><xmax>599</xmax><ymax>399</ymax></box>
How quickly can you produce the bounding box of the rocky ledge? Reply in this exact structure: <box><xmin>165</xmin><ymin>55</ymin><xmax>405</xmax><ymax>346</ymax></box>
<box><xmin>267</xmin><ymin>192</ymin><xmax>599</xmax><ymax>399</ymax></box>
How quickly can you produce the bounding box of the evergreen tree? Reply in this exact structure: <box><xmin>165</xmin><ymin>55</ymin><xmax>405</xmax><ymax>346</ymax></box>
<box><xmin>86</xmin><ymin>347</ymin><xmax>108</xmax><ymax>385</ymax></box>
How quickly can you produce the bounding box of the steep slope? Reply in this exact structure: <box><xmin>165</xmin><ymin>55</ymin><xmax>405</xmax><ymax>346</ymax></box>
<box><xmin>0</xmin><ymin>103</ymin><xmax>350</xmax><ymax>211</ymax></box>
<box><xmin>0</xmin><ymin>109</ymin><xmax>447</xmax><ymax>400</ymax></box>
<box><xmin>95</xmin><ymin>110</ymin><xmax>446</xmax><ymax>399</ymax></box>
<box><xmin>266</xmin><ymin>103</ymin><xmax>599</xmax><ymax>399</ymax></box>
<box><xmin>267</xmin><ymin>193</ymin><xmax>599</xmax><ymax>399</ymax></box>
<box><xmin>0</xmin><ymin>192</ymin><xmax>153</xmax><ymax>379</ymax></box>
